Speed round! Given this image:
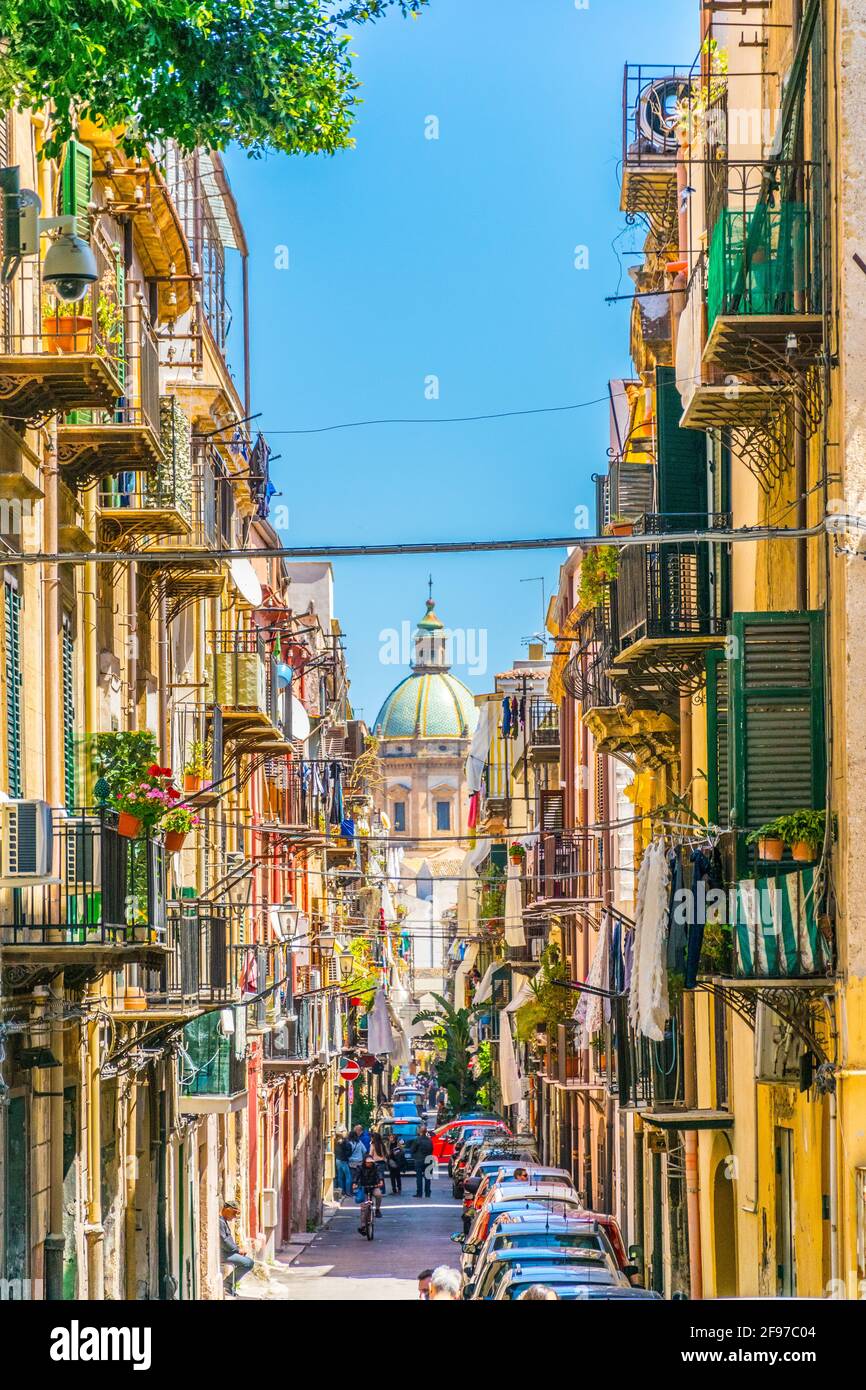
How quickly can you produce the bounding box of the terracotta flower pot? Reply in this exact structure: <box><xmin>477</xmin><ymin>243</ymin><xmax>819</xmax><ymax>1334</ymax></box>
<box><xmin>183</xmin><ymin>773</ymin><xmax>202</xmax><ymax>794</ymax></box>
<box><xmin>608</xmin><ymin>522</ymin><xmax>634</xmax><ymax>537</ymax></box>
<box><xmin>42</xmin><ymin>314</ymin><xmax>92</xmax><ymax>355</ymax></box>
<box><xmin>165</xmin><ymin>830</ymin><xmax>187</xmax><ymax>853</ymax></box>
<box><xmin>791</xmin><ymin>840</ymin><xmax>816</xmax><ymax>864</ymax></box>
<box><xmin>509</xmin><ymin>853</ymin><xmax>524</xmax><ymax>866</ymax></box>
<box><xmin>117</xmin><ymin>811</ymin><xmax>143</xmax><ymax>839</ymax></box>
<box><xmin>757</xmin><ymin>836</ymin><xmax>784</xmax><ymax>861</ymax></box>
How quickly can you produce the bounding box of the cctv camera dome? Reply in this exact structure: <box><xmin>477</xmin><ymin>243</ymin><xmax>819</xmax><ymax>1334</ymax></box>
<box><xmin>42</xmin><ymin>232</ymin><xmax>98</xmax><ymax>303</ymax></box>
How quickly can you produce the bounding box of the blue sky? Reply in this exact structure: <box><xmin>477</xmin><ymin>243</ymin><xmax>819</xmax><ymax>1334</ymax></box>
<box><xmin>225</xmin><ymin>0</ymin><xmax>696</xmax><ymax>725</ymax></box>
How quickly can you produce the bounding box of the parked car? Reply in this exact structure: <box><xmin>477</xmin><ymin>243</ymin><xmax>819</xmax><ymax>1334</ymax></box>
<box><xmin>466</xmin><ymin>1246</ymin><xmax>626</xmax><ymax>1301</ymax></box>
<box><xmin>463</xmin><ymin>1167</ymin><xmax>576</xmax><ymax>1231</ymax></box>
<box><xmin>461</xmin><ymin>1214</ymin><xmax>621</xmax><ymax>1283</ymax></box>
<box><xmin>456</xmin><ymin>1153</ymin><xmax>539</xmax><ymax>1204</ymax></box>
<box><xmin>432</xmin><ymin>1117</ymin><xmax>510</xmax><ymax>1163</ymax></box>
<box><xmin>463</xmin><ymin>1186</ymin><xmax>584</xmax><ymax>1246</ymax></box>
<box><xmin>493</xmin><ymin>1265</ymin><xmax>663</xmax><ymax>1301</ymax></box>
<box><xmin>452</xmin><ymin>1145</ymin><xmax>538</xmax><ymax>1199</ymax></box>
<box><xmin>448</xmin><ymin>1127</ymin><xmax>511</xmax><ymax>1182</ymax></box>
<box><xmin>392</xmin><ymin>1100</ymin><xmax>421</xmax><ymax>1119</ymax></box>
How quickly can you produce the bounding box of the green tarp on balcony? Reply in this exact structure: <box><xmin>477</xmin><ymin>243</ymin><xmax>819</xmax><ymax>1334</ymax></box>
<box><xmin>707</xmin><ymin>202</ymin><xmax>813</xmax><ymax>328</ymax></box>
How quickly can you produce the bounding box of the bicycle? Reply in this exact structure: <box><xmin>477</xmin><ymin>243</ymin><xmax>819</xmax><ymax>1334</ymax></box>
<box><xmin>360</xmin><ymin>1194</ymin><xmax>375</xmax><ymax>1240</ymax></box>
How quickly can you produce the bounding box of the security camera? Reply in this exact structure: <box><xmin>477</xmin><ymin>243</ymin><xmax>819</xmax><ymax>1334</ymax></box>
<box><xmin>42</xmin><ymin>231</ymin><xmax>98</xmax><ymax>303</ymax></box>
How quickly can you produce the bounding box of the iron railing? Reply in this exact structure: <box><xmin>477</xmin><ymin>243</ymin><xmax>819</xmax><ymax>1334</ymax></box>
<box><xmin>0</xmin><ymin>243</ymin><xmax>123</xmax><ymax>377</ymax></box>
<box><xmin>524</xmin><ymin>830</ymin><xmax>602</xmax><ymax>908</ymax></box>
<box><xmin>171</xmin><ymin>702</ymin><xmax>225</xmax><ymax>797</ymax></box>
<box><xmin>615</xmin><ymin>513</ymin><xmax>730</xmax><ymax>651</ymax></box>
<box><xmin>622</xmin><ymin>64</ymin><xmax>691</xmax><ymax>169</ymax></box>
<box><xmin>0</xmin><ymin>806</ymin><xmax>166</xmax><ymax>945</ymax></box>
<box><xmin>209</xmin><ymin>629</ymin><xmax>281</xmax><ymax>728</ymax></box>
<box><xmin>143</xmin><ymin>901</ymin><xmax>238</xmax><ymax>1006</ymax></box>
<box><xmin>705</xmin><ymin>160</ymin><xmax>821</xmax><ymax>325</ymax></box>
<box><xmin>528</xmin><ymin>698</ymin><xmax>560</xmax><ymax>751</ymax></box>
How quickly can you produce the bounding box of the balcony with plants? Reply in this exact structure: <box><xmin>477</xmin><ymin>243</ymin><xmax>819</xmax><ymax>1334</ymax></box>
<box><xmin>0</xmin><ymin>238</ymin><xmax>125</xmax><ymax>424</ymax></box>
<box><xmin>56</xmin><ymin>297</ymin><xmax>165</xmax><ymax>487</ymax></box>
<box><xmin>171</xmin><ymin>701</ymin><xmax>226</xmax><ymax>810</ymax></box>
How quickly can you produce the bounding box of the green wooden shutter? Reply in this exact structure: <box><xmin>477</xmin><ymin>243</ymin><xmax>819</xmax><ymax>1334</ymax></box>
<box><xmin>728</xmin><ymin>611</ymin><xmax>825</xmax><ymax>847</ymax></box>
<box><xmin>114</xmin><ymin>247</ymin><xmax>126</xmax><ymax>387</ymax></box>
<box><xmin>4</xmin><ymin>579</ymin><xmax>21</xmax><ymax>797</ymax></box>
<box><xmin>705</xmin><ymin>647</ymin><xmax>729</xmax><ymax>827</ymax></box>
<box><xmin>656</xmin><ymin>366</ymin><xmax>708</xmax><ymax>516</ymax></box>
<box><xmin>61</xmin><ymin>139</ymin><xmax>92</xmax><ymax>239</ymax></box>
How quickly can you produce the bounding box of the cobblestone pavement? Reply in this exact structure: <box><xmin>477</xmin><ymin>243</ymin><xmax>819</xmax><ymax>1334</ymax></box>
<box><xmin>236</xmin><ymin>1167</ymin><xmax>460</xmax><ymax>1302</ymax></box>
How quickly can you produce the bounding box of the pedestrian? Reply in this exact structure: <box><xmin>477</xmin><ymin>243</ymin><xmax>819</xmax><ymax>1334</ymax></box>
<box><xmin>353</xmin><ymin>1152</ymin><xmax>384</xmax><ymax>1229</ymax></box>
<box><xmin>334</xmin><ymin>1129</ymin><xmax>353</xmax><ymax>1197</ymax></box>
<box><xmin>427</xmin><ymin>1076</ymin><xmax>438</xmax><ymax>1108</ymax></box>
<box><xmin>219</xmin><ymin>1200</ymin><xmax>254</xmax><ymax>1298</ymax></box>
<box><xmin>369</xmin><ymin>1127</ymin><xmax>387</xmax><ymax>1188</ymax></box>
<box><xmin>352</xmin><ymin>1121</ymin><xmax>371</xmax><ymax>1153</ymax></box>
<box><xmin>412</xmin><ymin>1123</ymin><xmax>434</xmax><ymax>1199</ymax></box>
<box><xmin>347</xmin><ymin>1127</ymin><xmax>367</xmax><ymax>1186</ymax></box>
<box><xmin>517</xmin><ymin>1284</ymin><xmax>559</xmax><ymax>1301</ymax></box>
<box><xmin>428</xmin><ymin>1266</ymin><xmax>462</xmax><ymax>1301</ymax></box>
<box><xmin>387</xmin><ymin>1136</ymin><xmax>406</xmax><ymax>1194</ymax></box>
<box><xmin>417</xmin><ymin>1268</ymin><xmax>434</xmax><ymax>1301</ymax></box>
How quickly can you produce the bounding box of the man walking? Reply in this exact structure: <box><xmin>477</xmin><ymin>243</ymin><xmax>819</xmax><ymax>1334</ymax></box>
<box><xmin>335</xmin><ymin>1129</ymin><xmax>353</xmax><ymax>1196</ymax></box>
<box><xmin>220</xmin><ymin>1200</ymin><xmax>254</xmax><ymax>1298</ymax></box>
<box><xmin>413</xmin><ymin>1123</ymin><xmax>434</xmax><ymax>1198</ymax></box>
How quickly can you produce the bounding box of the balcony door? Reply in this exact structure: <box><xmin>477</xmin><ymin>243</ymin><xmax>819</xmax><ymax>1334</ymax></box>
<box><xmin>775</xmin><ymin>1127</ymin><xmax>796</xmax><ymax>1297</ymax></box>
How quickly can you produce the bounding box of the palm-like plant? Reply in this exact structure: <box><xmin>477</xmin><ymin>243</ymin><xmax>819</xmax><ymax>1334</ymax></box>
<box><xmin>412</xmin><ymin>993</ymin><xmax>485</xmax><ymax>1114</ymax></box>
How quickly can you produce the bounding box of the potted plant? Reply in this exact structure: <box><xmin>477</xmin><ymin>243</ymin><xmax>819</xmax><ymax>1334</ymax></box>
<box><xmin>747</xmin><ymin>821</ymin><xmax>785</xmax><ymax>862</ymax></box>
<box><xmin>508</xmin><ymin>841</ymin><xmax>526</xmax><ymax>866</ymax></box>
<box><xmin>110</xmin><ymin>762</ymin><xmax>178</xmax><ymax>838</ymax></box>
<box><xmin>183</xmin><ymin>741</ymin><xmax>207</xmax><ymax>794</ymax></box>
<box><xmin>95</xmin><ymin>289</ymin><xmax>124</xmax><ymax>362</ymax></box>
<box><xmin>42</xmin><ymin>292</ymin><xmax>93</xmax><ymax>355</ymax></box>
<box><xmin>606</xmin><ymin>514</ymin><xmax>634</xmax><ymax>538</ymax></box>
<box><xmin>578</xmin><ymin>546</ymin><xmax>619</xmax><ymax>610</ymax></box>
<box><xmin>776</xmin><ymin>810</ymin><xmax>834</xmax><ymax>864</ymax></box>
<box><xmin>162</xmin><ymin>805</ymin><xmax>198</xmax><ymax>853</ymax></box>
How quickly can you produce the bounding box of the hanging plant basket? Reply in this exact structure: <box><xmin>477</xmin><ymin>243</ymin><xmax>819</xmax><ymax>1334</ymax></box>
<box><xmin>117</xmin><ymin>812</ymin><xmax>142</xmax><ymax>839</ymax></box>
<box><xmin>165</xmin><ymin>830</ymin><xmax>187</xmax><ymax>853</ymax></box>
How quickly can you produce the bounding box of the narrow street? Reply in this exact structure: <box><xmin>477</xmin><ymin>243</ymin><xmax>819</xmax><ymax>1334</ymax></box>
<box><xmin>240</xmin><ymin>1170</ymin><xmax>456</xmax><ymax>1302</ymax></box>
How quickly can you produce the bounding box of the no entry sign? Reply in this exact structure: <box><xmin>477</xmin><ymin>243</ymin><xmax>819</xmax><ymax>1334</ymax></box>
<box><xmin>340</xmin><ymin>1058</ymin><xmax>361</xmax><ymax>1082</ymax></box>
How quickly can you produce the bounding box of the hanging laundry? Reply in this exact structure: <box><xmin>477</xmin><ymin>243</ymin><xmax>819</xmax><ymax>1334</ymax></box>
<box><xmin>685</xmin><ymin>844</ymin><xmax>724</xmax><ymax>989</ymax></box>
<box><xmin>510</xmin><ymin>696</ymin><xmax>520</xmax><ymax>740</ymax></box>
<box><xmin>468</xmin><ymin>791</ymin><xmax>479</xmax><ymax>830</ymax></box>
<box><xmin>238</xmin><ymin>948</ymin><xmax>258</xmax><ymax>997</ymax></box>
<box><xmin>665</xmin><ymin>846</ymin><xmax>687</xmax><ymax>975</ymax></box>
<box><xmin>518</xmin><ymin>696</ymin><xmax>526</xmax><ymax>731</ymax></box>
<box><xmin>503</xmin><ymin>860</ymin><xmax>525</xmax><ymax>948</ymax></box>
<box><xmin>574</xmin><ymin>916</ymin><xmax>609</xmax><ymax>1047</ymax></box>
<box><xmin>628</xmin><ymin>838</ymin><xmax>671</xmax><ymax>1041</ymax></box>
<box><xmin>329</xmin><ymin>761</ymin><xmax>343</xmax><ymax>826</ymax></box>
<box><xmin>501</xmin><ymin>696</ymin><xmax>512</xmax><ymax>738</ymax></box>
<box><xmin>340</xmin><ymin>814</ymin><xmax>355</xmax><ymax>840</ymax></box>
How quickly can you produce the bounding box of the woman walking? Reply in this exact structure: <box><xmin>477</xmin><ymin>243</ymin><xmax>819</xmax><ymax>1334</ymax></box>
<box><xmin>387</xmin><ymin>1136</ymin><xmax>406</xmax><ymax>1194</ymax></box>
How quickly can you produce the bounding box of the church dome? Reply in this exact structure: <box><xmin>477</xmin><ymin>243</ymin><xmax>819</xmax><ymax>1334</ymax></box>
<box><xmin>373</xmin><ymin>594</ymin><xmax>478</xmax><ymax>740</ymax></box>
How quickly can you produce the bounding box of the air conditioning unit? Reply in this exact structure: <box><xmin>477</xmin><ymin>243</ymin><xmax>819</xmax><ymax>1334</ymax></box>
<box><xmin>259</xmin><ymin>1187</ymin><xmax>278</xmax><ymax>1229</ymax></box>
<box><xmin>0</xmin><ymin>800</ymin><xmax>54</xmax><ymax>883</ymax></box>
<box><xmin>755</xmin><ymin>1002</ymin><xmax>802</xmax><ymax>1084</ymax></box>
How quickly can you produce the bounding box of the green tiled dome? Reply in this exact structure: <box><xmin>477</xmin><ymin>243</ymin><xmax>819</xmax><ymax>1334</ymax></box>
<box><xmin>374</xmin><ymin>671</ymin><xmax>477</xmax><ymax>739</ymax></box>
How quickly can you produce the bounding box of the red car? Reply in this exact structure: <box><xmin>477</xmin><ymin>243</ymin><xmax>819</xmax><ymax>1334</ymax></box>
<box><xmin>432</xmin><ymin>1118</ymin><xmax>510</xmax><ymax>1163</ymax></box>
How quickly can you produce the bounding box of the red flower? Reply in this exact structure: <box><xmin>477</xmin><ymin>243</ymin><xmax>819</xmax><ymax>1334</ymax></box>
<box><xmin>147</xmin><ymin>764</ymin><xmax>163</xmax><ymax>777</ymax></box>
<box><xmin>167</xmin><ymin>787</ymin><xmax>182</xmax><ymax>801</ymax></box>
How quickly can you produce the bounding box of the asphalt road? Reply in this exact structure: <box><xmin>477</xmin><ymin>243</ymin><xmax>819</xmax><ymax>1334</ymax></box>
<box><xmin>242</xmin><ymin>1167</ymin><xmax>460</xmax><ymax>1302</ymax></box>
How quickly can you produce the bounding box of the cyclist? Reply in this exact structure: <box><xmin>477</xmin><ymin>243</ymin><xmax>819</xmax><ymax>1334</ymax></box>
<box><xmin>354</xmin><ymin>1153</ymin><xmax>384</xmax><ymax>1235</ymax></box>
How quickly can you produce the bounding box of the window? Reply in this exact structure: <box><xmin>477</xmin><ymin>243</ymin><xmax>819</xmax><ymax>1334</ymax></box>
<box><xmin>393</xmin><ymin>802</ymin><xmax>406</xmax><ymax>833</ymax></box>
<box><xmin>436</xmin><ymin>800</ymin><xmax>451</xmax><ymax>831</ymax></box>
<box><xmin>707</xmin><ymin>611</ymin><xmax>825</xmax><ymax>873</ymax></box>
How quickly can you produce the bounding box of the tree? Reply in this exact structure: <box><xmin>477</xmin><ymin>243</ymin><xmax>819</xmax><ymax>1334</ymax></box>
<box><xmin>413</xmin><ymin>993</ymin><xmax>483</xmax><ymax>1113</ymax></box>
<box><xmin>0</xmin><ymin>1</ymin><xmax>429</xmax><ymax>159</ymax></box>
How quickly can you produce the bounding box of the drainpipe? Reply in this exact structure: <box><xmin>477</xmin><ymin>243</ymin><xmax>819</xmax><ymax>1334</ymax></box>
<box><xmin>43</xmin><ymin>418</ymin><xmax>65</xmax><ymax>1301</ymax></box>
<box><xmin>158</xmin><ymin>588</ymin><xmax>169</xmax><ymax>763</ymax></box>
<box><xmin>242</xmin><ymin>254</ymin><xmax>252</xmax><ymax>422</ymax></box>
<box><xmin>578</xmin><ymin>711</ymin><xmax>591</xmax><ymax>1200</ymax></box>
<box><xmin>127</xmin><ymin>560</ymin><xmax>137</xmax><ymax>730</ymax></box>
<box><xmin>792</xmin><ymin>0</ymin><xmax>808</xmax><ymax>610</ymax></box>
<box><xmin>680</xmin><ymin>693</ymin><xmax>703</xmax><ymax>1300</ymax></box>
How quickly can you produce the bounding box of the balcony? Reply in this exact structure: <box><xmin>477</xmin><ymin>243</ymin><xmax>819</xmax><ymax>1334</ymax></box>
<box><xmin>208</xmin><ymin>630</ymin><xmax>292</xmax><ymax>755</ymax></box>
<box><xmin>57</xmin><ymin>303</ymin><xmax>164</xmax><ymax>486</ymax></box>
<box><xmin>0</xmin><ymin>807</ymin><xmax>167</xmax><ymax>986</ymax></box>
<box><xmin>140</xmin><ymin>440</ymin><xmax>233</xmax><ymax>603</ymax></box>
<box><xmin>97</xmin><ymin>395</ymin><xmax>193</xmax><ymax>543</ymax></box>
<box><xmin>527</xmin><ymin>698</ymin><xmax>560</xmax><ymax>764</ymax></box>
<box><xmin>524</xmin><ymin>830</ymin><xmax>602</xmax><ymax>913</ymax></box>
<box><xmin>607</xmin><ymin>514</ymin><xmax>729</xmax><ymax>707</ymax></box>
<box><xmin>262</xmin><ymin>995</ymin><xmax>312</xmax><ymax>1072</ymax></box>
<box><xmin>620</xmin><ymin>65</ymin><xmax>690</xmax><ymax>240</ymax></box>
<box><xmin>562</xmin><ymin>603</ymin><xmax>618</xmax><ymax>713</ymax></box>
<box><xmin>0</xmin><ymin>253</ymin><xmax>124</xmax><ymax>424</ymax></box>
<box><xmin>682</xmin><ymin>161</ymin><xmax>823</xmax><ymax>431</ymax></box>
<box><xmin>178</xmin><ymin>1009</ymin><xmax>247</xmax><ymax>1113</ymax></box>
<box><xmin>138</xmin><ymin>902</ymin><xmax>240</xmax><ymax>1017</ymax></box>
<box><xmin>171</xmin><ymin>701</ymin><xmax>225</xmax><ymax>808</ymax></box>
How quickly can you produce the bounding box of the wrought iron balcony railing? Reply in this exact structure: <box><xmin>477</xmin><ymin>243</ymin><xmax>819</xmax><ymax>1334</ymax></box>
<box><xmin>527</xmin><ymin>698</ymin><xmax>560</xmax><ymax>758</ymax></box>
<box><xmin>143</xmin><ymin>902</ymin><xmax>239</xmax><ymax>1008</ymax></box>
<box><xmin>524</xmin><ymin>830</ymin><xmax>603</xmax><ymax>909</ymax></box>
<box><xmin>0</xmin><ymin>806</ymin><xmax>166</xmax><ymax>946</ymax></box>
<box><xmin>208</xmin><ymin>629</ymin><xmax>290</xmax><ymax>745</ymax></box>
<box><xmin>171</xmin><ymin>701</ymin><xmax>225</xmax><ymax>804</ymax></box>
<box><xmin>620</xmin><ymin>64</ymin><xmax>690</xmax><ymax>235</ymax></box>
<box><xmin>705</xmin><ymin>160</ymin><xmax>821</xmax><ymax>328</ymax></box>
<box><xmin>615</xmin><ymin>513</ymin><xmax>730</xmax><ymax>652</ymax></box>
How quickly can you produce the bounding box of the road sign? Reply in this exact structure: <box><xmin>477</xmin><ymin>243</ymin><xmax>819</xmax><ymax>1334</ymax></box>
<box><xmin>340</xmin><ymin>1058</ymin><xmax>361</xmax><ymax>1082</ymax></box>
